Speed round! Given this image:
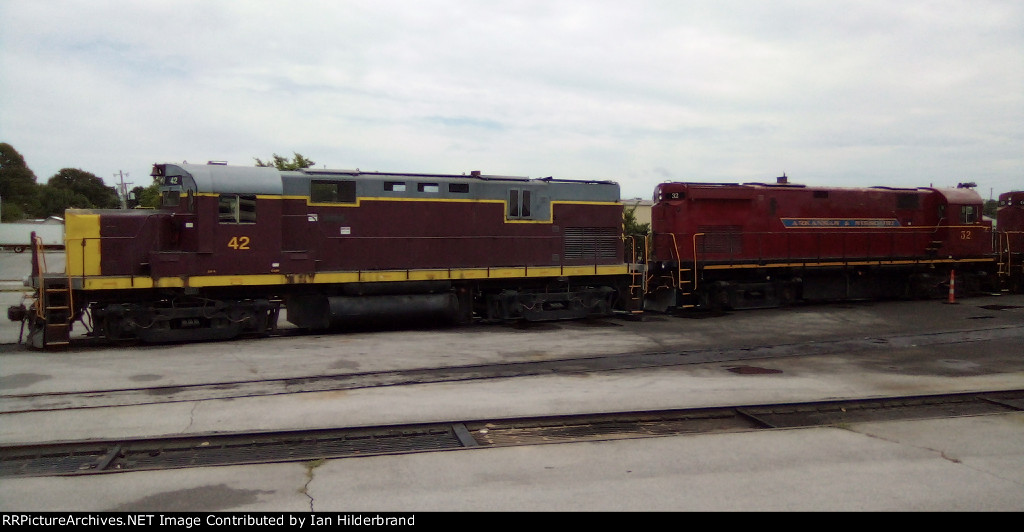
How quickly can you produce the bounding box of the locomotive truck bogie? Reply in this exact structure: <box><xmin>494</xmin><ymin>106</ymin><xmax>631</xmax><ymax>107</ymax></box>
<box><xmin>90</xmin><ymin>297</ymin><xmax>277</xmax><ymax>343</ymax></box>
<box><xmin>480</xmin><ymin>283</ymin><xmax>618</xmax><ymax>322</ymax></box>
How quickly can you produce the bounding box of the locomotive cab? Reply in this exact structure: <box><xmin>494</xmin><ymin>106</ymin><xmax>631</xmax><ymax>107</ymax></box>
<box><xmin>147</xmin><ymin>163</ymin><xmax>284</xmax><ymax>273</ymax></box>
<box><xmin>927</xmin><ymin>187</ymin><xmax>992</xmax><ymax>259</ymax></box>
<box><xmin>152</xmin><ymin>163</ymin><xmax>198</xmax><ymax>212</ymax></box>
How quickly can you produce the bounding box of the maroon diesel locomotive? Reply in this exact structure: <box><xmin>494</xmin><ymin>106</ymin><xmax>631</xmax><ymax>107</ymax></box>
<box><xmin>997</xmin><ymin>191</ymin><xmax>1024</xmax><ymax>292</ymax></box>
<box><xmin>22</xmin><ymin>163</ymin><xmax>627</xmax><ymax>348</ymax></box>
<box><xmin>646</xmin><ymin>177</ymin><xmax>995</xmax><ymax>310</ymax></box>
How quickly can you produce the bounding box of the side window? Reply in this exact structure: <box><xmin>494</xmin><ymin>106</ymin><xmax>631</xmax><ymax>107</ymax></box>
<box><xmin>162</xmin><ymin>190</ymin><xmax>181</xmax><ymax>208</ymax></box>
<box><xmin>508</xmin><ymin>189</ymin><xmax>533</xmax><ymax>219</ymax></box>
<box><xmin>219</xmin><ymin>194</ymin><xmax>257</xmax><ymax>224</ymax></box>
<box><xmin>960</xmin><ymin>205</ymin><xmax>977</xmax><ymax>224</ymax></box>
<box><xmin>310</xmin><ymin>180</ymin><xmax>356</xmax><ymax>203</ymax></box>
<box><xmin>384</xmin><ymin>182</ymin><xmax>406</xmax><ymax>192</ymax></box>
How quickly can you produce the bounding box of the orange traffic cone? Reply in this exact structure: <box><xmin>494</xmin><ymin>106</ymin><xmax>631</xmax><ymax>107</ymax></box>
<box><xmin>946</xmin><ymin>270</ymin><xmax>957</xmax><ymax>304</ymax></box>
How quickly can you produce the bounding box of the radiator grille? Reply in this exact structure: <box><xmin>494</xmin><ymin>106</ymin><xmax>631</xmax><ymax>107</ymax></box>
<box><xmin>564</xmin><ymin>227</ymin><xmax>619</xmax><ymax>260</ymax></box>
<box><xmin>697</xmin><ymin>225</ymin><xmax>743</xmax><ymax>254</ymax></box>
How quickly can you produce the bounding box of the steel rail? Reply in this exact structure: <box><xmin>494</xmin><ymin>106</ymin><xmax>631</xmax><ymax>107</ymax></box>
<box><xmin>2</xmin><ymin>389</ymin><xmax>1022</xmax><ymax>478</ymax></box>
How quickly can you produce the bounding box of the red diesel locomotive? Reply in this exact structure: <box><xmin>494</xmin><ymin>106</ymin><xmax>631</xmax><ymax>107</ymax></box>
<box><xmin>646</xmin><ymin>177</ymin><xmax>996</xmax><ymax>311</ymax></box>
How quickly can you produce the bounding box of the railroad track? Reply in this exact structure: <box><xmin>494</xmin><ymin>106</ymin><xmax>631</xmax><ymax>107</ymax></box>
<box><xmin>3</xmin><ymin>389</ymin><xmax>1023</xmax><ymax>478</ymax></box>
<box><xmin>3</xmin><ymin>324</ymin><xmax>1023</xmax><ymax>414</ymax></box>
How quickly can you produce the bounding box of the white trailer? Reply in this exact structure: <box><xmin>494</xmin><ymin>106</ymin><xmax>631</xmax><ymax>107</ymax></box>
<box><xmin>0</xmin><ymin>222</ymin><xmax>65</xmax><ymax>252</ymax></box>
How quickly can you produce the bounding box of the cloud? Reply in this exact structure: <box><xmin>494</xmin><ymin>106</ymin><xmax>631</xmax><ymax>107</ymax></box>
<box><xmin>1</xmin><ymin>0</ymin><xmax>1021</xmax><ymax>199</ymax></box>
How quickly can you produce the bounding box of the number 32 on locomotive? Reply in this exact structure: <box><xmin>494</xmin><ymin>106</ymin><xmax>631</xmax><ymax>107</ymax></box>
<box><xmin>228</xmin><ymin>236</ymin><xmax>251</xmax><ymax>250</ymax></box>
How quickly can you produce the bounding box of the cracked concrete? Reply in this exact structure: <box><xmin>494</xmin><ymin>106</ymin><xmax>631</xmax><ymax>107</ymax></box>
<box><xmin>845</xmin><ymin>415</ymin><xmax>1024</xmax><ymax>490</ymax></box>
<box><xmin>300</xmin><ymin>458</ymin><xmax>325</xmax><ymax>512</ymax></box>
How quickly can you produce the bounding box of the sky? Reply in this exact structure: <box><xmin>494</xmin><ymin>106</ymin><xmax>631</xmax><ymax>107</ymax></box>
<box><xmin>1</xmin><ymin>0</ymin><xmax>1021</xmax><ymax>200</ymax></box>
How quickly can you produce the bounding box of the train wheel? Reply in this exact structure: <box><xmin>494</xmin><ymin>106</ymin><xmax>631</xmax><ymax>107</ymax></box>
<box><xmin>102</xmin><ymin>316</ymin><xmax>124</xmax><ymax>341</ymax></box>
<box><xmin>1012</xmin><ymin>273</ymin><xmax>1024</xmax><ymax>294</ymax></box>
<box><xmin>908</xmin><ymin>274</ymin><xmax>933</xmax><ymax>300</ymax></box>
<box><xmin>777</xmin><ymin>281</ymin><xmax>798</xmax><ymax>307</ymax></box>
<box><xmin>701</xmin><ymin>283</ymin><xmax>729</xmax><ymax>313</ymax></box>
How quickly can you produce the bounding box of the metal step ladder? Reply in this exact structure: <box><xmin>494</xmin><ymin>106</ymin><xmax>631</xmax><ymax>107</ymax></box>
<box><xmin>625</xmin><ymin>235</ymin><xmax>648</xmax><ymax>314</ymax></box>
<box><xmin>31</xmin><ymin>234</ymin><xmax>73</xmax><ymax>349</ymax></box>
<box><xmin>669</xmin><ymin>233</ymin><xmax>696</xmax><ymax>302</ymax></box>
<box><xmin>997</xmin><ymin>232</ymin><xmax>1010</xmax><ymax>277</ymax></box>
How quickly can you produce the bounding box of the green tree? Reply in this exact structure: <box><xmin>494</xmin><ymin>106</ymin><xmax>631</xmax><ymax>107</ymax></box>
<box><xmin>0</xmin><ymin>143</ymin><xmax>40</xmax><ymax>221</ymax></box>
<box><xmin>254</xmin><ymin>152</ymin><xmax>316</xmax><ymax>170</ymax></box>
<box><xmin>36</xmin><ymin>187</ymin><xmax>91</xmax><ymax>218</ymax></box>
<box><xmin>47</xmin><ymin>168</ymin><xmax>119</xmax><ymax>209</ymax></box>
<box><xmin>623</xmin><ymin>204</ymin><xmax>650</xmax><ymax>237</ymax></box>
<box><xmin>129</xmin><ymin>181</ymin><xmax>161</xmax><ymax>209</ymax></box>
<box><xmin>128</xmin><ymin>185</ymin><xmax>145</xmax><ymax>208</ymax></box>
<box><xmin>623</xmin><ymin>204</ymin><xmax>650</xmax><ymax>262</ymax></box>
<box><xmin>984</xmin><ymin>199</ymin><xmax>998</xmax><ymax>219</ymax></box>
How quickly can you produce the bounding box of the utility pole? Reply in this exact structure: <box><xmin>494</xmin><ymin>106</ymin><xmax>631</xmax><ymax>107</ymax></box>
<box><xmin>114</xmin><ymin>171</ymin><xmax>132</xmax><ymax>209</ymax></box>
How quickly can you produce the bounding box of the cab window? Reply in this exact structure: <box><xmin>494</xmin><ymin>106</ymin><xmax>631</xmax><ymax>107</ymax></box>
<box><xmin>219</xmin><ymin>194</ymin><xmax>257</xmax><ymax>224</ymax></box>
<box><xmin>959</xmin><ymin>205</ymin><xmax>977</xmax><ymax>224</ymax></box>
<box><xmin>162</xmin><ymin>190</ymin><xmax>181</xmax><ymax>208</ymax></box>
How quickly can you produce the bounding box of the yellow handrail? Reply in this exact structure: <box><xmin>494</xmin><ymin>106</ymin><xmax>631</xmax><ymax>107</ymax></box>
<box><xmin>664</xmin><ymin>232</ymin><xmax>700</xmax><ymax>293</ymax></box>
<box><xmin>691</xmin><ymin>232</ymin><xmax>704</xmax><ymax>293</ymax></box>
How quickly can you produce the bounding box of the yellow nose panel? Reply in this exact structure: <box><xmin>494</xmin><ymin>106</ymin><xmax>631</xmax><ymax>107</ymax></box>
<box><xmin>64</xmin><ymin>210</ymin><xmax>102</xmax><ymax>276</ymax></box>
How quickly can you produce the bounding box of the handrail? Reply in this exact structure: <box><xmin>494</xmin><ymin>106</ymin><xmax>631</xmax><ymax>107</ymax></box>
<box><xmin>691</xmin><ymin>233</ymin><xmax>704</xmax><ymax>293</ymax></box>
<box><xmin>665</xmin><ymin>232</ymin><xmax>689</xmax><ymax>292</ymax></box>
<box><xmin>666</xmin><ymin>232</ymin><xmax>680</xmax><ymax>290</ymax></box>
<box><xmin>33</xmin><ymin>234</ymin><xmax>46</xmax><ymax>317</ymax></box>
<box><xmin>66</xmin><ymin>245</ymin><xmax>74</xmax><ymax>320</ymax></box>
<box><xmin>1000</xmin><ymin>231</ymin><xmax>1024</xmax><ymax>277</ymax></box>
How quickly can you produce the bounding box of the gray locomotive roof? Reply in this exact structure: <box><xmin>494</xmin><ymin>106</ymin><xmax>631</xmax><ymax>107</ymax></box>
<box><xmin>163</xmin><ymin>163</ymin><xmax>284</xmax><ymax>195</ymax></box>
<box><xmin>160</xmin><ymin>163</ymin><xmax>619</xmax><ymax>202</ymax></box>
<box><xmin>283</xmin><ymin>169</ymin><xmax>620</xmax><ymax>203</ymax></box>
